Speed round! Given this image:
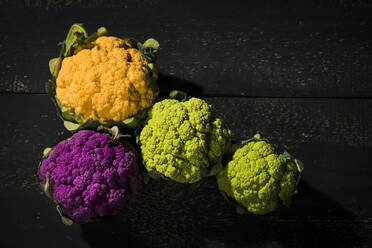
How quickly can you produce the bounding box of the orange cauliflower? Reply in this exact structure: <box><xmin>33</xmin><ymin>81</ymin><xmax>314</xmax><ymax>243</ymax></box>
<box><xmin>56</xmin><ymin>36</ymin><xmax>156</xmax><ymax>122</ymax></box>
<box><xmin>47</xmin><ymin>24</ymin><xmax>159</xmax><ymax>131</ymax></box>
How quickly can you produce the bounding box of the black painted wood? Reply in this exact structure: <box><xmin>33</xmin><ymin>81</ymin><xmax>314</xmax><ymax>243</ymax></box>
<box><xmin>0</xmin><ymin>1</ymin><xmax>371</xmax><ymax>96</ymax></box>
<box><xmin>0</xmin><ymin>95</ymin><xmax>371</xmax><ymax>247</ymax></box>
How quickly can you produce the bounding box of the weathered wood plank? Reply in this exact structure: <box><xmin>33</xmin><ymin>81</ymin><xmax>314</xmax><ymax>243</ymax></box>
<box><xmin>0</xmin><ymin>2</ymin><xmax>371</xmax><ymax>96</ymax></box>
<box><xmin>0</xmin><ymin>94</ymin><xmax>371</xmax><ymax>247</ymax></box>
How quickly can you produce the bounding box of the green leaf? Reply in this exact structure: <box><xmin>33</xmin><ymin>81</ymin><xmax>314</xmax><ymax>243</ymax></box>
<box><xmin>63</xmin><ymin>121</ymin><xmax>80</xmax><ymax>132</ymax></box>
<box><xmin>294</xmin><ymin>159</ymin><xmax>304</xmax><ymax>173</ymax></box>
<box><xmin>50</xmin><ymin>42</ymin><xmax>65</xmax><ymax>78</ymax></box>
<box><xmin>148</xmin><ymin>63</ymin><xmax>159</xmax><ymax>82</ymax></box>
<box><xmin>122</xmin><ymin>116</ymin><xmax>141</xmax><ymax>130</ymax></box>
<box><xmin>56</xmin><ymin>204</ymin><xmax>63</xmax><ymax>216</ymax></box>
<box><xmin>108</xmin><ymin>126</ymin><xmax>120</xmax><ymax>138</ymax></box>
<box><xmin>43</xmin><ymin>173</ymin><xmax>53</xmax><ymax>199</ymax></box>
<box><xmin>120</xmin><ymin>109</ymin><xmax>148</xmax><ymax>130</ymax></box>
<box><xmin>253</xmin><ymin>133</ymin><xmax>261</xmax><ymax>139</ymax></box>
<box><xmin>279</xmin><ymin>151</ymin><xmax>303</xmax><ymax>207</ymax></box>
<box><xmin>42</xmin><ymin>147</ymin><xmax>52</xmax><ymax>159</ymax></box>
<box><xmin>61</xmin><ymin>108</ymin><xmax>83</xmax><ymax>123</ymax></box>
<box><xmin>281</xmin><ymin>151</ymin><xmax>291</xmax><ymax>160</ymax></box>
<box><xmin>169</xmin><ymin>90</ymin><xmax>187</xmax><ymax>102</ymax></box>
<box><xmin>45</xmin><ymin>80</ymin><xmax>56</xmax><ymax>96</ymax></box>
<box><xmin>64</xmin><ymin>23</ymin><xmax>88</xmax><ymax>57</ymax></box>
<box><xmin>97</xmin><ymin>126</ymin><xmax>131</xmax><ymax>140</ymax></box>
<box><xmin>56</xmin><ymin>205</ymin><xmax>74</xmax><ymax>226</ymax></box>
<box><xmin>96</xmin><ymin>26</ymin><xmax>108</xmax><ymax>36</ymax></box>
<box><xmin>141</xmin><ymin>38</ymin><xmax>159</xmax><ymax>62</ymax></box>
<box><xmin>122</xmin><ymin>116</ymin><xmax>135</xmax><ymax>125</ymax></box>
<box><xmin>233</xmin><ymin>134</ymin><xmax>269</xmax><ymax>152</ymax></box>
<box><xmin>49</xmin><ymin>58</ymin><xmax>59</xmax><ymax>75</ymax></box>
<box><xmin>55</xmin><ymin>98</ymin><xmax>84</xmax><ymax>124</ymax></box>
<box><xmin>61</xmin><ymin>216</ymin><xmax>74</xmax><ymax>226</ymax></box>
<box><xmin>50</xmin><ymin>24</ymin><xmax>102</xmax><ymax>80</ymax></box>
<box><xmin>282</xmin><ymin>151</ymin><xmax>304</xmax><ymax>174</ymax></box>
<box><xmin>142</xmin><ymin>38</ymin><xmax>159</xmax><ymax>51</ymax></box>
<box><xmin>83</xmin><ymin>26</ymin><xmax>108</xmax><ymax>44</ymax></box>
<box><xmin>121</xmin><ymin>37</ymin><xmax>140</xmax><ymax>49</ymax></box>
<box><xmin>135</xmin><ymin>133</ymin><xmax>140</xmax><ymax>145</ymax></box>
<box><xmin>82</xmin><ymin>119</ymin><xmax>102</xmax><ymax>130</ymax></box>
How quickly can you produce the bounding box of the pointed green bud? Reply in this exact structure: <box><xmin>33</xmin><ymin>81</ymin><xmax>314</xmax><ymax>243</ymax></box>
<box><xmin>97</xmin><ymin>27</ymin><xmax>108</xmax><ymax>36</ymax></box>
<box><xmin>42</xmin><ymin>147</ymin><xmax>52</xmax><ymax>159</ymax></box>
<box><xmin>56</xmin><ymin>205</ymin><xmax>74</xmax><ymax>226</ymax></box>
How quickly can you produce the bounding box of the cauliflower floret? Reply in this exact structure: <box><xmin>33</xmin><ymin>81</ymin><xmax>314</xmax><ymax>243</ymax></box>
<box><xmin>56</xmin><ymin>36</ymin><xmax>157</xmax><ymax>122</ymax></box>
<box><xmin>139</xmin><ymin>98</ymin><xmax>231</xmax><ymax>183</ymax></box>
<box><xmin>217</xmin><ymin>137</ymin><xmax>301</xmax><ymax>215</ymax></box>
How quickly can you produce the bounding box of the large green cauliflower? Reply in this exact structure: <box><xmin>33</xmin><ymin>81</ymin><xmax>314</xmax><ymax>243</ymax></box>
<box><xmin>217</xmin><ymin>134</ymin><xmax>303</xmax><ymax>214</ymax></box>
<box><xmin>139</xmin><ymin>97</ymin><xmax>231</xmax><ymax>183</ymax></box>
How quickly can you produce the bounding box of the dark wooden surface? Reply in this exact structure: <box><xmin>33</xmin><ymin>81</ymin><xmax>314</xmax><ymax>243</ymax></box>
<box><xmin>1</xmin><ymin>1</ymin><xmax>372</xmax><ymax>247</ymax></box>
<box><xmin>1</xmin><ymin>0</ymin><xmax>372</xmax><ymax>97</ymax></box>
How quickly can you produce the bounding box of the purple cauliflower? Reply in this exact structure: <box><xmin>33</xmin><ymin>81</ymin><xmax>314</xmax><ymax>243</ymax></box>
<box><xmin>39</xmin><ymin>129</ymin><xmax>140</xmax><ymax>224</ymax></box>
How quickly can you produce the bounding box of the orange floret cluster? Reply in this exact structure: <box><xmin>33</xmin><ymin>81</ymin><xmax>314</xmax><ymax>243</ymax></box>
<box><xmin>56</xmin><ymin>36</ymin><xmax>157</xmax><ymax>122</ymax></box>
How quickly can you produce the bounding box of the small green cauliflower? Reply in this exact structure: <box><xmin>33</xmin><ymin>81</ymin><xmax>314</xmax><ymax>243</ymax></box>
<box><xmin>217</xmin><ymin>134</ymin><xmax>303</xmax><ymax>214</ymax></box>
<box><xmin>139</xmin><ymin>96</ymin><xmax>231</xmax><ymax>183</ymax></box>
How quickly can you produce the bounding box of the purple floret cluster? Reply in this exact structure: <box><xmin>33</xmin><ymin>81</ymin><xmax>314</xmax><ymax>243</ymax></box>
<box><xmin>39</xmin><ymin>130</ymin><xmax>140</xmax><ymax>223</ymax></box>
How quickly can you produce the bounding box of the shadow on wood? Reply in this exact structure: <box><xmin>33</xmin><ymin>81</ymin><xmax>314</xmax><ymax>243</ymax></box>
<box><xmin>80</xmin><ymin>178</ymin><xmax>365</xmax><ymax>248</ymax></box>
<box><xmin>201</xmin><ymin>181</ymin><xmax>365</xmax><ymax>248</ymax></box>
<box><xmin>157</xmin><ymin>73</ymin><xmax>204</xmax><ymax>97</ymax></box>
<box><xmin>80</xmin><ymin>216</ymin><xmax>139</xmax><ymax>248</ymax></box>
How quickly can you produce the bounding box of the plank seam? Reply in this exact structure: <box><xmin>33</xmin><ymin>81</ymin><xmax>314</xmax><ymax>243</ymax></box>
<box><xmin>1</xmin><ymin>92</ymin><xmax>372</xmax><ymax>100</ymax></box>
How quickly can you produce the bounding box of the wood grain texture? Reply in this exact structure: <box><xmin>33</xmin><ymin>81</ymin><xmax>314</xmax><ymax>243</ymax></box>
<box><xmin>1</xmin><ymin>1</ymin><xmax>371</xmax><ymax>247</ymax></box>
<box><xmin>18</xmin><ymin>0</ymin><xmax>372</xmax><ymax>10</ymax></box>
<box><xmin>0</xmin><ymin>1</ymin><xmax>371</xmax><ymax>96</ymax></box>
<box><xmin>0</xmin><ymin>95</ymin><xmax>371</xmax><ymax>247</ymax></box>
